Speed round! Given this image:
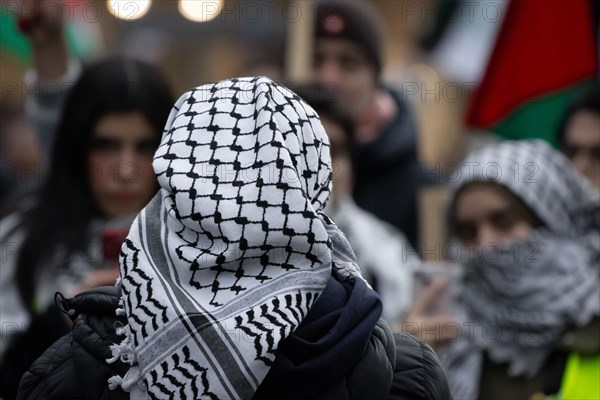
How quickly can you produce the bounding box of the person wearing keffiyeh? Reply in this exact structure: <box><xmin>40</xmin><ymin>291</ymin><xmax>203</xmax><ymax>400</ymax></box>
<box><xmin>106</xmin><ymin>75</ymin><xmax>376</xmax><ymax>399</ymax></box>
<box><xmin>18</xmin><ymin>76</ymin><xmax>452</xmax><ymax>400</ymax></box>
<box><xmin>440</xmin><ymin>140</ymin><xmax>600</xmax><ymax>400</ymax></box>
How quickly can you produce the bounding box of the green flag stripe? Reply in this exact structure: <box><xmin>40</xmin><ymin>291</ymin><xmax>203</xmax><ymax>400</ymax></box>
<box><xmin>492</xmin><ymin>80</ymin><xmax>595</xmax><ymax>147</ymax></box>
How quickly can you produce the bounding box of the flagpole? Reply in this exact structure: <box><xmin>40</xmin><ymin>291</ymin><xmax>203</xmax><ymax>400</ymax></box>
<box><xmin>284</xmin><ymin>0</ymin><xmax>314</xmax><ymax>82</ymax></box>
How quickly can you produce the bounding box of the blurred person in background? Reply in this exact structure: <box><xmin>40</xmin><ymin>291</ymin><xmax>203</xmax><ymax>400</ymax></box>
<box><xmin>440</xmin><ymin>140</ymin><xmax>600</xmax><ymax>399</ymax></box>
<box><xmin>0</xmin><ymin>4</ymin><xmax>174</xmax><ymax>397</ymax></box>
<box><xmin>294</xmin><ymin>83</ymin><xmax>419</xmax><ymax>325</ymax></box>
<box><xmin>17</xmin><ymin>0</ymin><xmax>80</xmax><ymax>163</ymax></box>
<box><xmin>311</xmin><ymin>0</ymin><xmax>424</xmax><ymax>249</ymax></box>
<box><xmin>557</xmin><ymin>87</ymin><xmax>600</xmax><ymax>192</ymax></box>
<box><xmin>0</xmin><ymin>59</ymin><xmax>173</xmax><ymax>399</ymax></box>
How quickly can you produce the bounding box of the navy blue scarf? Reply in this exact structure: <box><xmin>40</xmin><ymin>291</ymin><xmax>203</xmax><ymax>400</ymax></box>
<box><xmin>254</xmin><ymin>275</ymin><xmax>383</xmax><ymax>398</ymax></box>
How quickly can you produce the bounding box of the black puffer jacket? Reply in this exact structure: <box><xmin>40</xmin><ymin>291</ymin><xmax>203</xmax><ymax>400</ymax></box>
<box><xmin>390</xmin><ymin>333</ymin><xmax>451</xmax><ymax>399</ymax></box>
<box><xmin>18</xmin><ymin>287</ymin><xmax>450</xmax><ymax>399</ymax></box>
<box><xmin>17</xmin><ymin>287</ymin><xmax>129</xmax><ymax>400</ymax></box>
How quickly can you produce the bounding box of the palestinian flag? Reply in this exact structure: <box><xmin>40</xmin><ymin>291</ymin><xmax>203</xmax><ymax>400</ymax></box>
<box><xmin>466</xmin><ymin>0</ymin><xmax>598</xmax><ymax>146</ymax></box>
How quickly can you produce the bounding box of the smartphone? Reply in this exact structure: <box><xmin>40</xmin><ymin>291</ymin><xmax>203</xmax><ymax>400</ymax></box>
<box><xmin>101</xmin><ymin>229</ymin><xmax>128</xmax><ymax>268</ymax></box>
<box><xmin>412</xmin><ymin>262</ymin><xmax>462</xmax><ymax>315</ymax></box>
<box><xmin>101</xmin><ymin>216</ymin><xmax>135</xmax><ymax>268</ymax></box>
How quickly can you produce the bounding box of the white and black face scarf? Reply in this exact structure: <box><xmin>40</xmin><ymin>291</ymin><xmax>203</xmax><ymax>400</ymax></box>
<box><xmin>441</xmin><ymin>140</ymin><xmax>600</xmax><ymax>399</ymax></box>
<box><xmin>107</xmin><ymin>77</ymin><xmax>363</xmax><ymax>399</ymax></box>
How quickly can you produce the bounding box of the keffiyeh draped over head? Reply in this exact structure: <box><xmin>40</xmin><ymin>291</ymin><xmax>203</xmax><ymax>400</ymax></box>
<box><xmin>442</xmin><ymin>140</ymin><xmax>600</xmax><ymax>399</ymax></box>
<box><xmin>109</xmin><ymin>77</ymin><xmax>357</xmax><ymax>399</ymax></box>
<box><xmin>450</xmin><ymin>139</ymin><xmax>598</xmax><ymax>236</ymax></box>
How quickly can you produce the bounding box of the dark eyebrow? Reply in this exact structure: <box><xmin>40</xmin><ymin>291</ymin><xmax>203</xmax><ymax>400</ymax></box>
<box><xmin>91</xmin><ymin>128</ymin><xmax>121</xmax><ymax>139</ymax></box>
<box><xmin>489</xmin><ymin>207</ymin><xmax>512</xmax><ymax>217</ymax></box>
<box><xmin>90</xmin><ymin>136</ymin><xmax>119</xmax><ymax>145</ymax></box>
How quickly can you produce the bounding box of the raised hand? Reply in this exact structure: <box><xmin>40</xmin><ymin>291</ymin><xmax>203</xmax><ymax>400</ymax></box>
<box><xmin>19</xmin><ymin>0</ymin><xmax>68</xmax><ymax>80</ymax></box>
<box><xmin>395</xmin><ymin>277</ymin><xmax>458</xmax><ymax>350</ymax></box>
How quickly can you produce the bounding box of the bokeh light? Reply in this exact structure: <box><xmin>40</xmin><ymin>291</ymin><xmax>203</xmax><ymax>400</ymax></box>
<box><xmin>107</xmin><ymin>0</ymin><xmax>152</xmax><ymax>21</ymax></box>
<box><xmin>178</xmin><ymin>0</ymin><xmax>223</xmax><ymax>23</ymax></box>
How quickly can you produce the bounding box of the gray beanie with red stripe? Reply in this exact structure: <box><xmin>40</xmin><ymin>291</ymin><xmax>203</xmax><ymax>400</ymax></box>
<box><xmin>315</xmin><ymin>1</ymin><xmax>385</xmax><ymax>76</ymax></box>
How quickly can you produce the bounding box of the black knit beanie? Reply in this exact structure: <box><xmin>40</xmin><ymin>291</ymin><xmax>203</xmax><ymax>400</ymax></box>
<box><xmin>315</xmin><ymin>1</ymin><xmax>385</xmax><ymax>76</ymax></box>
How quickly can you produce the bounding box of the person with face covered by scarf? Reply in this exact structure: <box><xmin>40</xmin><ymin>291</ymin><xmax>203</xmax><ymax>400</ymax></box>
<box><xmin>440</xmin><ymin>140</ymin><xmax>600</xmax><ymax>400</ymax></box>
<box><xmin>18</xmin><ymin>77</ymin><xmax>451</xmax><ymax>400</ymax></box>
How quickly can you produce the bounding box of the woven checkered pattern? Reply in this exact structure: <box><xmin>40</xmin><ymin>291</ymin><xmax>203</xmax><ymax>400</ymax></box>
<box><xmin>451</xmin><ymin>139</ymin><xmax>599</xmax><ymax>236</ymax></box>
<box><xmin>111</xmin><ymin>77</ymin><xmax>361</xmax><ymax>399</ymax></box>
<box><xmin>153</xmin><ymin>77</ymin><xmax>332</xmax><ymax>307</ymax></box>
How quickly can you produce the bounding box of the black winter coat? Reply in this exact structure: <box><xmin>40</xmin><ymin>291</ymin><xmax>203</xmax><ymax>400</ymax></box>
<box><xmin>18</xmin><ymin>287</ymin><xmax>450</xmax><ymax>400</ymax></box>
<box><xmin>352</xmin><ymin>89</ymin><xmax>423</xmax><ymax>248</ymax></box>
<box><xmin>17</xmin><ymin>287</ymin><xmax>129</xmax><ymax>400</ymax></box>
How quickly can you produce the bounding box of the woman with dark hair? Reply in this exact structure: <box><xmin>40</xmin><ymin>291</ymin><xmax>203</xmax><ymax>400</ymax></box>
<box><xmin>0</xmin><ymin>57</ymin><xmax>174</xmax><ymax>397</ymax></box>
<box><xmin>440</xmin><ymin>140</ymin><xmax>600</xmax><ymax>399</ymax></box>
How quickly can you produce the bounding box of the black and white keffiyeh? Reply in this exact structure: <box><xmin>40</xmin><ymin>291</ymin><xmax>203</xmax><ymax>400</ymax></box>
<box><xmin>441</xmin><ymin>140</ymin><xmax>600</xmax><ymax>399</ymax></box>
<box><xmin>108</xmin><ymin>77</ymin><xmax>363</xmax><ymax>399</ymax></box>
<box><xmin>450</xmin><ymin>139</ymin><xmax>598</xmax><ymax>237</ymax></box>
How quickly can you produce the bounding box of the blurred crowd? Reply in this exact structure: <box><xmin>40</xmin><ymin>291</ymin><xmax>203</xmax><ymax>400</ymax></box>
<box><xmin>1</xmin><ymin>1</ymin><xmax>599</xmax><ymax>399</ymax></box>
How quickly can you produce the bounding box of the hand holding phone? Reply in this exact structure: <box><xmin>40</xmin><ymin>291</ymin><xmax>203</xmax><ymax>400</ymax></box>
<box><xmin>395</xmin><ymin>263</ymin><xmax>462</xmax><ymax>350</ymax></box>
<box><xmin>412</xmin><ymin>262</ymin><xmax>461</xmax><ymax>315</ymax></box>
